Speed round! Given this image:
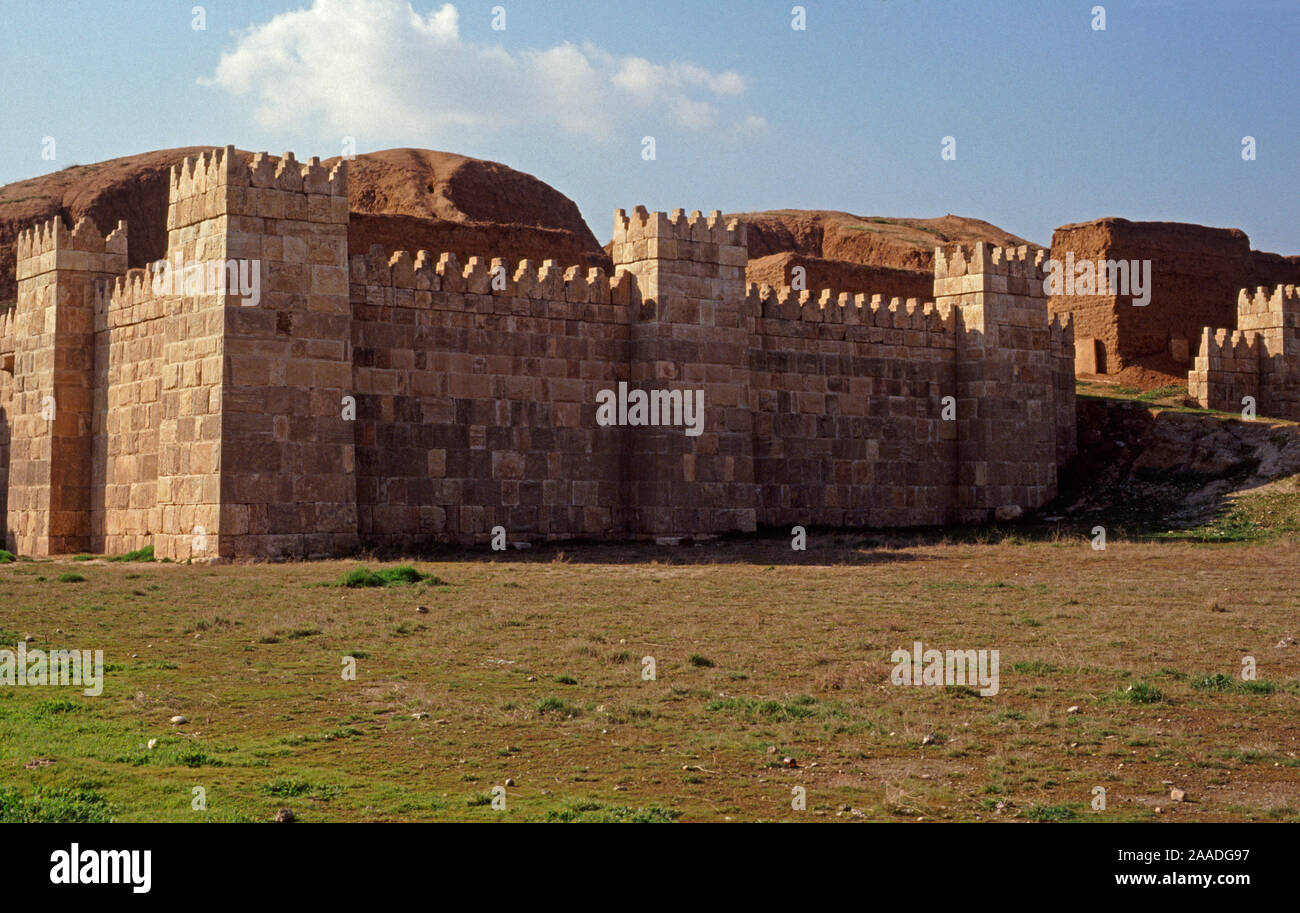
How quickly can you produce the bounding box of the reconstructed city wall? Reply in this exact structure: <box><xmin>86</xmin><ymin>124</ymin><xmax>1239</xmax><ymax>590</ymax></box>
<box><xmin>1189</xmin><ymin>285</ymin><xmax>1300</xmax><ymax>420</ymax></box>
<box><xmin>349</xmin><ymin>249</ymin><xmax>633</xmax><ymax>545</ymax></box>
<box><xmin>0</xmin><ymin>148</ymin><xmax>1079</xmax><ymax>559</ymax></box>
<box><xmin>0</xmin><ymin>311</ymin><xmax>13</xmax><ymax>538</ymax></box>
<box><xmin>748</xmin><ymin>289</ymin><xmax>958</xmax><ymax>528</ymax></box>
<box><xmin>91</xmin><ymin>265</ymin><xmax>165</xmax><ymax>554</ymax></box>
<box><xmin>6</xmin><ymin>218</ymin><xmax>127</xmax><ymax>554</ymax></box>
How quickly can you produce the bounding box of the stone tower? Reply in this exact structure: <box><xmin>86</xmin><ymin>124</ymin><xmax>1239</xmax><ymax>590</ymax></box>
<box><xmin>610</xmin><ymin>207</ymin><xmax>757</xmax><ymax>536</ymax></box>
<box><xmin>7</xmin><ymin>218</ymin><xmax>127</xmax><ymax>554</ymax></box>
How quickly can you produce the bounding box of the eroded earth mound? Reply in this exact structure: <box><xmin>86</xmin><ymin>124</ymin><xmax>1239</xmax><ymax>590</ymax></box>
<box><xmin>722</xmin><ymin>209</ymin><xmax>1039</xmax><ymax>301</ymax></box>
<box><xmin>0</xmin><ymin>146</ymin><xmax>609</xmax><ymax>304</ymax></box>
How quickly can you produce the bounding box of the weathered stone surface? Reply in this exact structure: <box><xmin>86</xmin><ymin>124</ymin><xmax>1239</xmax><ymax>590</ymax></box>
<box><xmin>0</xmin><ymin>148</ymin><xmax>1085</xmax><ymax>559</ymax></box>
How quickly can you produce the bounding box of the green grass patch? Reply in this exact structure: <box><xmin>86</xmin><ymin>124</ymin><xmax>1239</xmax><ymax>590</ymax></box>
<box><xmin>1023</xmin><ymin>804</ymin><xmax>1078</xmax><ymax>822</ymax></box>
<box><xmin>0</xmin><ymin>786</ymin><xmax>114</xmax><ymax>823</ymax></box>
<box><xmin>535</xmin><ymin>696</ymin><xmax>580</xmax><ymax>718</ymax></box>
<box><xmin>259</xmin><ymin>777</ymin><xmax>343</xmax><ymax>800</ymax></box>
<box><xmin>335</xmin><ymin>566</ymin><xmax>445</xmax><ymax>588</ymax></box>
<box><xmin>109</xmin><ymin>545</ymin><xmax>155</xmax><ymax>562</ymax></box>
<box><xmin>538</xmin><ymin>802</ymin><xmax>680</xmax><ymax>823</ymax></box>
<box><xmin>705</xmin><ymin>694</ymin><xmax>841</xmax><ymax>722</ymax></box>
<box><xmin>1193</xmin><ymin>673</ymin><xmax>1277</xmax><ymax>695</ymax></box>
<box><xmin>1119</xmin><ymin>681</ymin><xmax>1166</xmax><ymax>704</ymax></box>
<box><xmin>1011</xmin><ymin>660</ymin><xmax>1063</xmax><ymax>675</ymax></box>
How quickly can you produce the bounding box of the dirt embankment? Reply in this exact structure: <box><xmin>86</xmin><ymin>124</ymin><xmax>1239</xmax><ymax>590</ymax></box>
<box><xmin>0</xmin><ymin>146</ymin><xmax>221</xmax><ymax>303</ymax></box>
<box><xmin>720</xmin><ymin>210</ymin><xmax>1039</xmax><ymax>301</ymax></box>
<box><xmin>1061</xmin><ymin>397</ymin><xmax>1300</xmax><ymax>528</ymax></box>
<box><xmin>744</xmin><ymin>252</ymin><xmax>934</xmax><ymax>301</ymax></box>
<box><xmin>731</xmin><ymin>210</ymin><xmax>1038</xmax><ymax>269</ymax></box>
<box><xmin>326</xmin><ymin>148</ymin><xmax>607</xmax><ymax>270</ymax></box>
<box><xmin>0</xmin><ymin>146</ymin><xmax>608</xmax><ymax>304</ymax></box>
<box><xmin>350</xmin><ymin>212</ymin><xmax>609</xmax><ymax>273</ymax></box>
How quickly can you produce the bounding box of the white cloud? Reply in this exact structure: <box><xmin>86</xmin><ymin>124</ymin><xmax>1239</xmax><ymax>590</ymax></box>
<box><xmin>734</xmin><ymin>114</ymin><xmax>770</xmax><ymax>135</ymax></box>
<box><xmin>206</xmin><ymin>0</ymin><xmax>761</xmax><ymax>141</ymax></box>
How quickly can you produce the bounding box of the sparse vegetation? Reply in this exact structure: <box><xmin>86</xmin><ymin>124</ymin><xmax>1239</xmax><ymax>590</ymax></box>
<box><xmin>335</xmin><ymin>565</ymin><xmax>444</xmax><ymax>588</ymax></box>
<box><xmin>109</xmin><ymin>545</ymin><xmax>155</xmax><ymax>563</ymax></box>
<box><xmin>0</xmin><ymin>538</ymin><xmax>1295</xmax><ymax>821</ymax></box>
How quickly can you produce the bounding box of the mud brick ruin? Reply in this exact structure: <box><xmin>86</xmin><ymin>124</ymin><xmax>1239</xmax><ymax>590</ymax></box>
<box><xmin>1050</xmin><ymin>219</ymin><xmax>1299</xmax><ymax>377</ymax></box>
<box><xmin>0</xmin><ymin>147</ymin><xmax>1078</xmax><ymax>559</ymax></box>
<box><xmin>1188</xmin><ymin>284</ymin><xmax>1300</xmax><ymax>418</ymax></box>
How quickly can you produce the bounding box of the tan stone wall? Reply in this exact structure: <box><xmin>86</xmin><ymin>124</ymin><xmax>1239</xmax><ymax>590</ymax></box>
<box><xmin>613</xmin><ymin>208</ymin><xmax>756</xmax><ymax>536</ymax></box>
<box><xmin>349</xmin><ymin>227</ymin><xmax>1074</xmax><ymax>540</ymax></box>
<box><xmin>91</xmin><ymin>267</ymin><xmax>165</xmax><ymax>553</ymax></box>
<box><xmin>0</xmin><ymin>147</ymin><xmax>1080</xmax><ymax>558</ymax></box>
<box><xmin>153</xmin><ymin>149</ymin><xmax>232</xmax><ymax>560</ymax></box>
<box><xmin>936</xmin><ymin>245</ymin><xmax>1071</xmax><ymax>519</ymax></box>
<box><xmin>0</xmin><ymin>314</ymin><xmax>12</xmax><ymax>540</ymax></box>
<box><xmin>349</xmin><ymin>250</ymin><xmax>630</xmax><ymax>545</ymax></box>
<box><xmin>216</xmin><ymin>151</ymin><xmax>356</xmax><ymax>559</ymax></box>
<box><xmin>6</xmin><ymin>218</ymin><xmax>126</xmax><ymax>555</ymax></box>
<box><xmin>750</xmin><ymin>290</ymin><xmax>957</xmax><ymax>528</ymax></box>
<box><xmin>1189</xmin><ymin>285</ymin><xmax>1300</xmax><ymax>420</ymax></box>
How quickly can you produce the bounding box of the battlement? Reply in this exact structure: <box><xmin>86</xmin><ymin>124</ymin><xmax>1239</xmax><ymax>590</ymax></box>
<box><xmin>612</xmin><ymin>206</ymin><xmax>745</xmax><ymax>248</ymax></box>
<box><xmin>0</xmin><ymin>307</ymin><xmax>13</xmax><ymax>362</ymax></box>
<box><xmin>2</xmin><ymin>158</ymin><xmax>1077</xmax><ymax>557</ymax></box>
<box><xmin>1196</xmin><ymin>326</ymin><xmax>1262</xmax><ymax>362</ymax></box>
<box><xmin>351</xmin><ymin>246</ymin><xmax>632</xmax><ymax>307</ymax></box>
<box><xmin>99</xmin><ymin>262</ymin><xmax>170</xmax><ymax>315</ymax></box>
<box><xmin>934</xmin><ymin>243</ymin><xmax>1048</xmax><ymax>281</ymax></box>
<box><xmin>1237</xmin><ymin>283</ymin><xmax>1300</xmax><ymax>326</ymax></box>
<box><xmin>168</xmin><ymin>147</ymin><xmax>349</xmax><ymax>232</ymax></box>
<box><xmin>15</xmin><ymin>217</ymin><xmax>127</xmax><ymax>263</ymax></box>
<box><xmin>1190</xmin><ymin>283</ymin><xmax>1300</xmax><ymax>418</ymax></box>
<box><xmin>746</xmin><ymin>281</ymin><xmax>956</xmax><ymax>333</ymax></box>
<box><xmin>170</xmin><ymin>146</ymin><xmax>348</xmax><ymax>200</ymax></box>
<box><xmin>1049</xmin><ymin>311</ymin><xmax>1075</xmax><ymax>349</ymax></box>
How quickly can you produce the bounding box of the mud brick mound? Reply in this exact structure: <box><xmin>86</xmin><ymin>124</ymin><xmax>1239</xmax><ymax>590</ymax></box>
<box><xmin>1049</xmin><ymin>218</ymin><xmax>1300</xmax><ymax>383</ymax></box>
<box><xmin>0</xmin><ymin>146</ymin><xmax>607</xmax><ymax>304</ymax></box>
<box><xmin>721</xmin><ymin>209</ymin><xmax>1038</xmax><ymax>302</ymax></box>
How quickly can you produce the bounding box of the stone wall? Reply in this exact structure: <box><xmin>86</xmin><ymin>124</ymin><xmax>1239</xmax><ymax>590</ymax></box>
<box><xmin>349</xmin><ymin>250</ymin><xmax>632</xmax><ymax>545</ymax></box>
<box><xmin>7</xmin><ymin>218</ymin><xmax>127</xmax><ymax>554</ymax></box>
<box><xmin>0</xmin><ymin>147</ymin><xmax>1078</xmax><ymax>558</ymax></box>
<box><xmin>91</xmin><ymin>266</ymin><xmax>164</xmax><ymax>553</ymax></box>
<box><xmin>1189</xmin><ymin>285</ymin><xmax>1300</xmax><ymax>420</ymax></box>
<box><xmin>0</xmin><ymin>312</ymin><xmax>12</xmax><ymax>541</ymax></box>
<box><xmin>214</xmin><ymin>150</ymin><xmax>356</xmax><ymax>560</ymax></box>
<box><xmin>749</xmin><ymin>290</ymin><xmax>957</xmax><ymax>528</ymax></box>
<box><xmin>613</xmin><ymin>209</ymin><xmax>757</xmax><ymax>536</ymax></box>
<box><xmin>935</xmin><ymin>245</ymin><xmax>1074</xmax><ymax>519</ymax></box>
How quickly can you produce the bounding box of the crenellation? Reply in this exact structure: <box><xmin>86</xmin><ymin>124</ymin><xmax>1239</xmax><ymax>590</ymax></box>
<box><xmin>1189</xmin><ymin>282</ymin><xmax>1300</xmax><ymax>418</ymax></box>
<box><xmin>1</xmin><ymin>151</ymin><xmax>1079</xmax><ymax>557</ymax></box>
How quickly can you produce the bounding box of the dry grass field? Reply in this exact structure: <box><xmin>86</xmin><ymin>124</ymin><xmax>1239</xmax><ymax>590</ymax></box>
<box><xmin>2</xmin><ymin>526</ymin><xmax>1298</xmax><ymax>823</ymax></box>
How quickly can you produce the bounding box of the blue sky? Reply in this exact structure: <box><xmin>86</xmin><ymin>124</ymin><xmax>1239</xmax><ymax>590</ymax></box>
<box><xmin>1</xmin><ymin>0</ymin><xmax>1296</xmax><ymax>251</ymax></box>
